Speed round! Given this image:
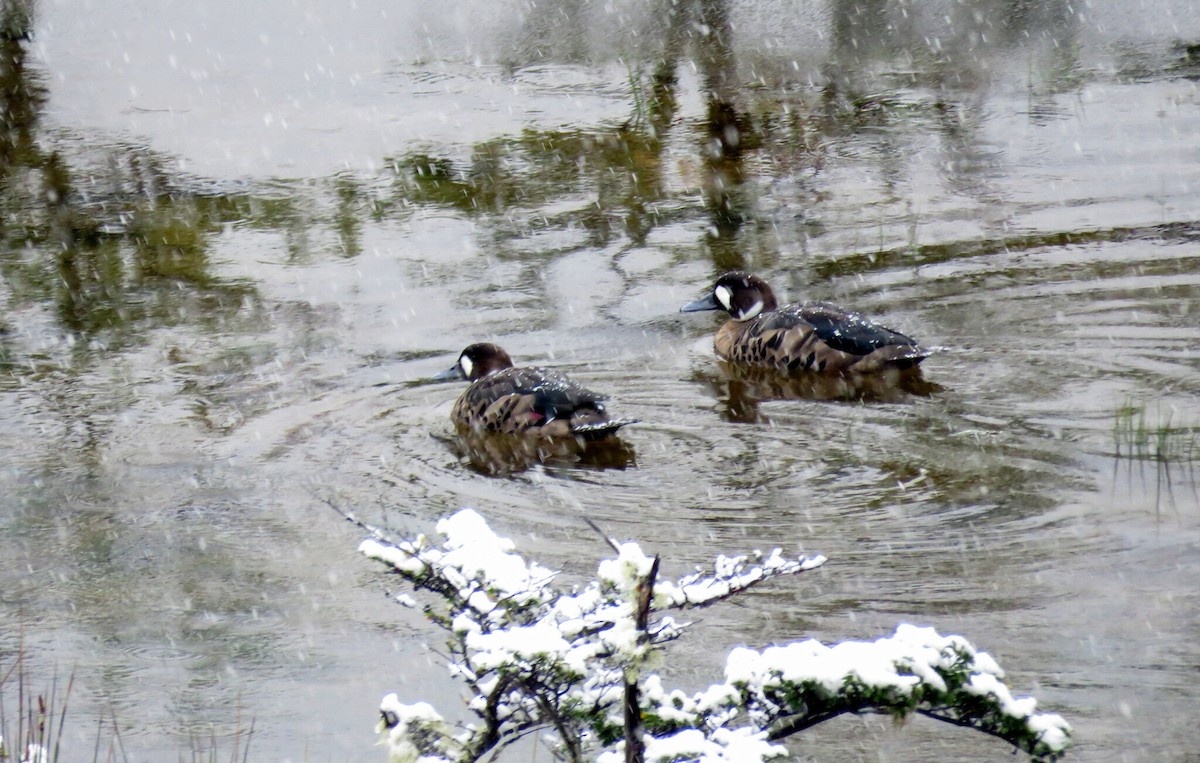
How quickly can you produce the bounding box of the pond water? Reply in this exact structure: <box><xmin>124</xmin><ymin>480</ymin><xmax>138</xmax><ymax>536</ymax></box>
<box><xmin>2</xmin><ymin>0</ymin><xmax>1199</xmax><ymax>760</ymax></box>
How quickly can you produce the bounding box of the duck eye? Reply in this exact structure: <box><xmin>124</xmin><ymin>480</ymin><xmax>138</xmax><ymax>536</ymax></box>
<box><xmin>460</xmin><ymin>356</ymin><xmax>474</xmax><ymax>378</ymax></box>
<box><xmin>714</xmin><ymin>285</ymin><xmax>733</xmax><ymax>311</ymax></box>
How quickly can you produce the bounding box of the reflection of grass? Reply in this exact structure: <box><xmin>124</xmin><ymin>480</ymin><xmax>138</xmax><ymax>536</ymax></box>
<box><xmin>1113</xmin><ymin>401</ymin><xmax>1199</xmax><ymax>462</ymax></box>
<box><xmin>129</xmin><ymin>206</ymin><xmax>211</xmax><ymax>285</ymax></box>
<box><xmin>625</xmin><ymin>62</ymin><xmax>647</xmax><ymax>129</ymax></box>
<box><xmin>185</xmin><ymin>717</ymin><xmax>256</xmax><ymax>763</ymax></box>
<box><xmin>816</xmin><ymin>220</ymin><xmax>1200</xmax><ymax>280</ymax></box>
<box><xmin>387</xmin><ymin>128</ymin><xmax>671</xmax><ymax>227</ymax></box>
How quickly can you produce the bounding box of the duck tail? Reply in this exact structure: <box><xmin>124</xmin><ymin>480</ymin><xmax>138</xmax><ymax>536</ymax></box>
<box><xmin>880</xmin><ymin>343</ymin><xmax>938</xmax><ymax>370</ymax></box>
<box><xmin>569</xmin><ymin>418</ymin><xmax>639</xmax><ymax>440</ymax></box>
<box><xmin>887</xmin><ymin>352</ymin><xmax>928</xmax><ymax>370</ymax></box>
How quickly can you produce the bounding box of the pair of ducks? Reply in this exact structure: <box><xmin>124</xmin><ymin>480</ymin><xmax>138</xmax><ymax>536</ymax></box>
<box><xmin>433</xmin><ymin>272</ymin><xmax>929</xmax><ymax>440</ymax></box>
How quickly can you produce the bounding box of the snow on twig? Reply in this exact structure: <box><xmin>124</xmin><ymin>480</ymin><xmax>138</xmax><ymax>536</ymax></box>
<box><xmin>358</xmin><ymin>509</ymin><xmax>1070</xmax><ymax>763</ymax></box>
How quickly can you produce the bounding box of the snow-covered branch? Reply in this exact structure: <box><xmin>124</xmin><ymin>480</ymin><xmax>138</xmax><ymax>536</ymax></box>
<box><xmin>359</xmin><ymin>509</ymin><xmax>1069</xmax><ymax>763</ymax></box>
<box><xmin>694</xmin><ymin>625</ymin><xmax>1067</xmax><ymax>761</ymax></box>
<box><xmin>656</xmin><ymin>548</ymin><xmax>826</xmax><ymax>609</ymax></box>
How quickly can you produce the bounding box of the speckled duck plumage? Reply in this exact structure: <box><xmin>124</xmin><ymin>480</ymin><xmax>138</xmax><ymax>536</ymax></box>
<box><xmin>432</xmin><ymin>343</ymin><xmax>637</xmax><ymax>440</ymax></box>
<box><xmin>680</xmin><ymin>272</ymin><xmax>928</xmax><ymax>374</ymax></box>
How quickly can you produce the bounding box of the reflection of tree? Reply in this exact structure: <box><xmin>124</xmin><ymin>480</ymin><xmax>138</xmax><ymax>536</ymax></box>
<box><xmin>829</xmin><ymin>0</ymin><xmax>894</xmax><ymax>68</ymax></box>
<box><xmin>0</xmin><ymin>8</ymin><xmax>307</xmax><ymax>740</ymax></box>
<box><xmin>389</xmin><ymin>130</ymin><xmax>677</xmax><ymax>251</ymax></box>
<box><xmin>425</xmin><ymin>2</ymin><xmax>1086</xmax><ymax>277</ymax></box>
<box><xmin>0</xmin><ymin>0</ymin><xmax>44</xmax><ymax>279</ymax></box>
<box><xmin>652</xmin><ymin>0</ymin><xmax>760</xmax><ymax>268</ymax></box>
<box><xmin>0</xmin><ymin>2</ymin><xmax>52</xmax><ymax>367</ymax></box>
<box><xmin>823</xmin><ymin>0</ymin><xmax>1080</xmax><ymax>93</ymax></box>
<box><xmin>807</xmin><ymin>0</ymin><xmax>1083</xmax><ymax>252</ymax></box>
<box><xmin>0</xmin><ymin>0</ymin><xmax>40</xmax><ymax>168</ymax></box>
<box><xmin>0</xmin><ymin>14</ymin><xmax>276</xmax><ymax>668</ymax></box>
<box><xmin>334</xmin><ymin>175</ymin><xmax>364</xmax><ymax>258</ymax></box>
<box><xmin>380</xmin><ymin>0</ymin><xmax>1098</xmax><ymax>287</ymax></box>
<box><xmin>40</xmin><ymin>152</ymin><xmax>259</xmax><ymax>352</ymax></box>
<box><xmin>506</xmin><ymin>0</ymin><xmax>589</xmax><ymax>65</ymax></box>
<box><xmin>428</xmin><ymin>0</ymin><xmax>769</xmax><ymax>270</ymax></box>
<box><xmin>0</xmin><ymin>1</ymin><xmax>262</xmax><ymax>357</ymax></box>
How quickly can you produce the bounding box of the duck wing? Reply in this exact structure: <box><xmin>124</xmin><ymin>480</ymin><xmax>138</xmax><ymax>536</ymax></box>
<box><xmin>724</xmin><ymin>302</ymin><xmax>927</xmax><ymax>373</ymax></box>
<box><xmin>496</xmin><ymin>367</ymin><xmax>609</xmax><ymax>419</ymax></box>
<box><xmin>456</xmin><ymin>367</ymin><xmax>620</xmax><ymax>435</ymax></box>
<box><xmin>793</xmin><ymin>302</ymin><xmax>920</xmax><ymax>355</ymax></box>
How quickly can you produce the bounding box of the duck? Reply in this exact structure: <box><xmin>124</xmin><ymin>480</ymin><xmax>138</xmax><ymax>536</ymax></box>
<box><xmin>680</xmin><ymin>271</ymin><xmax>929</xmax><ymax>374</ymax></box>
<box><xmin>431</xmin><ymin>343</ymin><xmax>637</xmax><ymax>440</ymax></box>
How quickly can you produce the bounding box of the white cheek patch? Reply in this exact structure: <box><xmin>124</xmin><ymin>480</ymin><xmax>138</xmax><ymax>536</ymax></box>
<box><xmin>714</xmin><ymin>285</ymin><xmax>732</xmax><ymax>311</ymax></box>
<box><xmin>460</xmin><ymin>356</ymin><xmax>474</xmax><ymax>378</ymax></box>
<box><xmin>737</xmin><ymin>299</ymin><xmax>765</xmax><ymax>321</ymax></box>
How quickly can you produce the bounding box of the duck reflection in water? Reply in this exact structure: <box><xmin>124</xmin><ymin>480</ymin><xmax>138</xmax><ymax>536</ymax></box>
<box><xmin>431</xmin><ymin>343</ymin><xmax>638</xmax><ymax>474</ymax></box>
<box><xmin>697</xmin><ymin>361</ymin><xmax>942</xmax><ymax>424</ymax></box>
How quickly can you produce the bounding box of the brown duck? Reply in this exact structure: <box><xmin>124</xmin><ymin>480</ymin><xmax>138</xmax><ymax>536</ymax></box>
<box><xmin>431</xmin><ymin>343</ymin><xmax>637</xmax><ymax>440</ymax></box>
<box><xmin>680</xmin><ymin>272</ymin><xmax>929</xmax><ymax>374</ymax></box>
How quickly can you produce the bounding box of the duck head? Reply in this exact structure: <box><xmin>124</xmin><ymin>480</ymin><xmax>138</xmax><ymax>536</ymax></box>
<box><xmin>432</xmin><ymin>343</ymin><xmax>515</xmax><ymax>382</ymax></box>
<box><xmin>680</xmin><ymin>271</ymin><xmax>779</xmax><ymax>322</ymax></box>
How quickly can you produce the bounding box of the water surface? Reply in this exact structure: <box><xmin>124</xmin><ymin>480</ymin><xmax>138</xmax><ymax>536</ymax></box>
<box><xmin>2</xmin><ymin>0</ymin><xmax>1199</xmax><ymax>760</ymax></box>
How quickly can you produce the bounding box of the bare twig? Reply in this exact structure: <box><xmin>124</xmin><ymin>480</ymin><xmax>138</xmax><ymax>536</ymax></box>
<box><xmin>53</xmin><ymin>672</ymin><xmax>74</xmax><ymax>762</ymax></box>
<box><xmin>109</xmin><ymin>702</ymin><xmax>129</xmax><ymax>763</ymax></box>
<box><xmin>321</xmin><ymin>496</ymin><xmax>396</xmax><ymax>544</ymax></box>
<box><xmin>584</xmin><ymin>518</ymin><xmax>622</xmax><ymax>555</ymax></box>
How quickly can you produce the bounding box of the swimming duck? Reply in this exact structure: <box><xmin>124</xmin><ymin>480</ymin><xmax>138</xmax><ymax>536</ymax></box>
<box><xmin>431</xmin><ymin>343</ymin><xmax>637</xmax><ymax>440</ymax></box>
<box><xmin>680</xmin><ymin>272</ymin><xmax>928</xmax><ymax>374</ymax></box>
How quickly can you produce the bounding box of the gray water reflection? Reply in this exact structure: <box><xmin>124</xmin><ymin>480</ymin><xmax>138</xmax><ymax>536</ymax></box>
<box><xmin>2</xmin><ymin>0</ymin><xmax>1200</xmax><ymax>760</ymax></box>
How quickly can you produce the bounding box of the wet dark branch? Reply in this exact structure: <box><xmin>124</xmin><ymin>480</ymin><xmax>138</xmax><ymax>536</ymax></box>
<box><xmin>624</xmin><ymin>554</ymin><xmax>660</xmax><ymax>763</ymax></box>
<box><xmin>534</xmin><ymin>689</ymin><xmax>584</xmax><ymax>763</ymax></box>
<box><xmin>765</xmin><ymin>709</ymin><xmax>851</xmax><ymax>741</ymax></box>
<box><xmin>769</xmin><ymin>705</ymin><xmax>1044</xmax><ymax>758</ymax></box>
<box><xmin>916</xmin><ymin>709</ymin><xmax>1039</xmax><ymax>754</ymax></box>
<box><xmin>635</xmin><ymin>557</ymin><xmax>660</xmax><ymax>633</ymax></box>
<box><xmin>405</xmin><ymin>568</ymin><xmax>468</xmax><ymax>602</ymax></box>
<box><xmin>477</xmin><ymin>724</ymin><xmax>553</xmax><ymax>763</ymax></box>
<box><xmin>469</xmin><ymin>674</ymin><xmax>516</xmax><ymax>760</ymax></box>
